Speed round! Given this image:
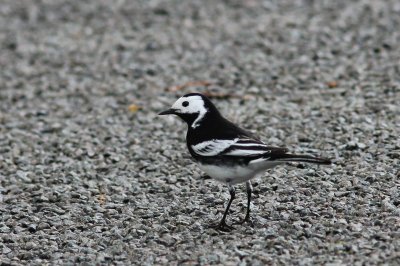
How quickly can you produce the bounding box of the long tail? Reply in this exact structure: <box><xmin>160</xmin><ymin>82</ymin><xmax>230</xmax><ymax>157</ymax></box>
<box><xmin>273</xmin><ymin>153</ymin><xmax>331</xmax><ymax>165</ymax></box>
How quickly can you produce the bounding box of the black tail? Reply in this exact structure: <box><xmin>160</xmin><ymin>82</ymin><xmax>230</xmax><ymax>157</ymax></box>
<box><xmin>274</xmin><ymin>153</ymin><xmax>331</xmax><ymax>165</ymax></box>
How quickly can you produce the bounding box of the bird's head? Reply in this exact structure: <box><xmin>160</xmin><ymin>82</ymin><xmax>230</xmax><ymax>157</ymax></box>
<box><xmin>159</xmin><ymin>93</ymin><xmax>219</xmax><ymax>128</ymax></box>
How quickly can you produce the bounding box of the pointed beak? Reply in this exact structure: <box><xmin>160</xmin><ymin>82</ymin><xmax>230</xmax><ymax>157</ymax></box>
<box><xmin>158</xmin><ymin>108</ymin><xmax>178</xmax><ymax>115</ymax></box>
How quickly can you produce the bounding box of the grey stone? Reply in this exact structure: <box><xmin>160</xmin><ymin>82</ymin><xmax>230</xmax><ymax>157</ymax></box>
<box><xmin>0</xmin><ymin>0</ymin><xmax>398</xmax><ymax>265</ymax></box>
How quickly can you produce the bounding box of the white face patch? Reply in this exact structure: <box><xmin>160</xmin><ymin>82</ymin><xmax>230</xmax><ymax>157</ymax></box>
<box><xmin>171</xmin><ymin>95</ymin><xmax>208</xmax><ymax>128</ymax></box>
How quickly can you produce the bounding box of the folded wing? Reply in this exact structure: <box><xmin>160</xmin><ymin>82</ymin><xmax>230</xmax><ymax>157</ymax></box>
<box><xmin>191</xmin><ymin>137</ymin><xmax>288</xmax><ymax>158</ymax></box>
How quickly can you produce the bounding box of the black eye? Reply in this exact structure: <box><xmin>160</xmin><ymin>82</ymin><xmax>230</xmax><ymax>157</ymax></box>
<box><xmin>182</xmin><ymin>101</ymin><xmax>189</xmax><ymax>107</ymax></box>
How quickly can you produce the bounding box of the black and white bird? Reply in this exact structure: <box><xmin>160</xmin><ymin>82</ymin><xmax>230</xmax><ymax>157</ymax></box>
<box><xmin>159</xmin><ymin>93</ymin><xmax>331</xmax><ymax>231</ymax></box>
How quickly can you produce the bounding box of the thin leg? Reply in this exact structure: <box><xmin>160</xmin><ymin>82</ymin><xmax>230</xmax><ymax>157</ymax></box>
<box><xmin>211</xmin><ymin>185</ymin><xmax>235</xmax><ymax>231</ymax></box>
<box><xmin>236</xmin><ymin>181</ymin><xmax>254</xmax><ymax>225</ymax></box>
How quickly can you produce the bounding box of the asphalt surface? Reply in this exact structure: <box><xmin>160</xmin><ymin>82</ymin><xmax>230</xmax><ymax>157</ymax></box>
<box><xmin>0</xmin><ymin>0</ymin><xmax>399</xmax><ymax>265</ymax></box>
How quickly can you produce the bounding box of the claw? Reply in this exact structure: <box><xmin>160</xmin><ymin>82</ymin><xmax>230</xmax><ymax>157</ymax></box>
<box><xmin>209</xmin><ymin>220</ymin><xmax>235</xmax><ymax>232</ymax></box>
<box><xmin>199</xmin><ymin>175</ymin><xmax>212</xmax><ymax>180</ymax></box>
<box><xmin>234</xmin><ymin>216</ymin><xmax>254</xmax><ymax>227</ymax></box>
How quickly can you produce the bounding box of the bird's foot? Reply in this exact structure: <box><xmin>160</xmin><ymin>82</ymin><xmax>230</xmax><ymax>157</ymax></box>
<box><xmin>199</xmin><ymin>175</ymin><xmax>212</xmax><ymax>180</ymax></box>
<box><xmin>234</xmin><ymin>215</ymin><xmax>254</xmax><ymax>227</ymax></box>
<box><xmin>209</xmin><ymin>220</ymin><xmax>234</xmax><ymax>232</ymax></box>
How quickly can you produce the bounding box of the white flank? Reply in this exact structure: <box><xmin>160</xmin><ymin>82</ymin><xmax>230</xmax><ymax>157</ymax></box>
<box><xmin>198</xmin><ymin>159</ymin><xmax>283</xmax><ymax>185</ymax></box>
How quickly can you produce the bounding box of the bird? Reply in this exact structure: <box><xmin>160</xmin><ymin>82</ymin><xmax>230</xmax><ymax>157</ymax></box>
<box><xmin>159</xmin><ymin>92</ymin><xmax>331</xmax><ymax>231</ymax></box>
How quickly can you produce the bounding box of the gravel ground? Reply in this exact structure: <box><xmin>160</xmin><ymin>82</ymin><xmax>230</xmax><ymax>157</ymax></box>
<box><xmin>1</xmin><ymin>0</ymin><xmax>399</xmax><ymax>265</ymax></box>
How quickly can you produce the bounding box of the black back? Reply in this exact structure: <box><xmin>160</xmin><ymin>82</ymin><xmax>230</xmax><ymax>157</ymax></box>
<box><xmin>180</xmin><ymin>94</ymin><xmax>287</xmax><ymax>164</ymax></box>
<box><xmin>182</xmin><ymin>93</ymin><xmax>258</xmax><ymax>143</ymax></box>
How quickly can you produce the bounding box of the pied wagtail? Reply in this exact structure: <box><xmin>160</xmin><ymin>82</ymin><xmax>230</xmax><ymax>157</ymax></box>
<box><xmin>159</xmin><ymin>93</ymin><xmax>331</xmax><ymax>231</ymax></box>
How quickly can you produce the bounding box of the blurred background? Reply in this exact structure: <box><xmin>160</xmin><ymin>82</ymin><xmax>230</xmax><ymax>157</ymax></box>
<box><xmin>0</xmin><ymin>0</ymin><xmax>399</xmax><ymax>265</ymax></box>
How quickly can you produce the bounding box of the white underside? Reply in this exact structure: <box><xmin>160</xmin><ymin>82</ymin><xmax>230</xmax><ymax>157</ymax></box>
<box><xmin>197</xmin><ymin>159</ymin><xmax>283</xmax><ymax>185</ymax></box>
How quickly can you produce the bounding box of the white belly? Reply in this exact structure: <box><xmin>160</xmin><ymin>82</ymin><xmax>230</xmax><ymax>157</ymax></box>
<box><xmin>197</xmin><ymin>160</ymin><xmax>282</xmax><ymax>185</ymax></box>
